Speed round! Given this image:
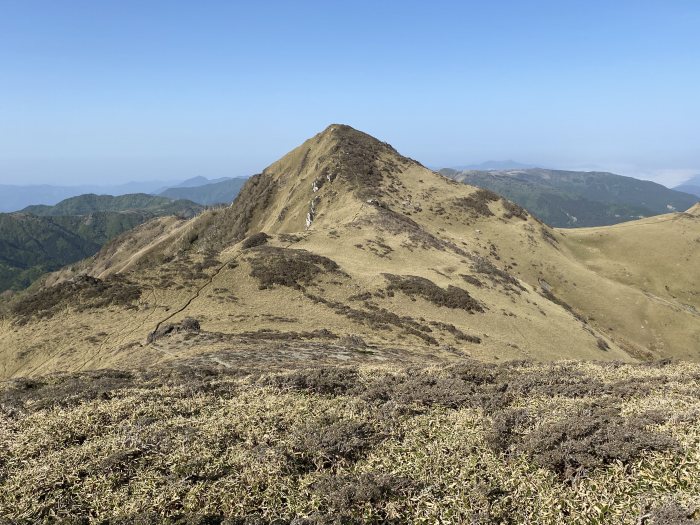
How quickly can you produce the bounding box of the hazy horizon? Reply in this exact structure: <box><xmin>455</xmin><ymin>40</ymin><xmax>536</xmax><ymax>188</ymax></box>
<box><xmin>2</xmin><ymin>1</ymin><xmax>699</xmax><ymax>187</ymax></box>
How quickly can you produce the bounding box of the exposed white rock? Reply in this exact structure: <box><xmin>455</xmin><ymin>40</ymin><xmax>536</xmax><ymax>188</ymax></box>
<box><xmin>306</xmin><ymin>196</ymin><xmax>320</xmax><ymax>229</ymax></box>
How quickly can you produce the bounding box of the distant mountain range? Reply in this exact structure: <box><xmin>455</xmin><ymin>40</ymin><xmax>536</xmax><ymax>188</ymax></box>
<box><xmin>0</xmin><ymin>176</ymin><xmax>248</xmax><ymax>212</ymax></box>
<box><xmin>158</xmin><ymin>177</ymin><xmax>248</xmax><ymax>205</ymax></box>
<box><xmin>674</xmin><ymin>174</ymin><xmax>700</xmax><ymax>197</ymax></box>
<box><xmin>439</xmin><ymin>167</ymin><xmax>699</xmax><ymax>227</ymax></box>
<box><xmin>167</xmin><ymin>176</ymin><xmax>234</xmax><ymax>189</ymax></box>
<box><xmin>449</xmin><ymin>160</ymin><xmax>538</xmax><ymax>171</ymax></box>
<box><xmin>0</xmin><ymin>194</ymin><xmax>203</xmax><ymax>293</ymax></box>
<box><xmin>0</xmin><ymin>180</ymin><xmax>182</xmax><ymax>212</ymax></box>
<box><xmin>21</xmin><ymin>193</ymin><xmax>201</xmax><ymax>217</ymax></box>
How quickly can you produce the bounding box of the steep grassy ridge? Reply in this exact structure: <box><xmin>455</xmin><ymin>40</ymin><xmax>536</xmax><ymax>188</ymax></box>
<box><xmin>0</xmin><ymin>125</ymin><xmax>698</xmax><ymax>379</ymax></box>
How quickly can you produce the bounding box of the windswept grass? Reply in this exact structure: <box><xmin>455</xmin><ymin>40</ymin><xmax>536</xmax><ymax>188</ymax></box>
<box><xmin>1</xmin><ymin>358</ymin><xmax>700</xmax><ymax>523</ymax></box>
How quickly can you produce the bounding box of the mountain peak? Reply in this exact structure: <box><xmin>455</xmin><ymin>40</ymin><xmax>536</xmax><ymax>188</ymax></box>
<box><xmin>6</xmin><ymin>124</ymin><xmax>700</xmax><ymax>383</ymax></box>
<box><xmin>311</xmin><ymin>124</ymin><xmax>401</xmax><ymax>161</ymax></box>
<box><xmin>317</xmin><ymin>123</ymin><xmax>372</xmax><ymax>140</ymax></box>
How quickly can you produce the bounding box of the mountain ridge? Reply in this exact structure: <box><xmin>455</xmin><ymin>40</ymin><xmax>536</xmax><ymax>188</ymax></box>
<box><xmin>1</xmin><ymin>124</ymin><xmax>699</xmax><ymax>380</ymax></box>
<box><xmin>158</xmin><ymin>177</ymin><xmax>249</xmax><ymax>205</ymax></box>
<box><xmin>21</xmin><ymin>193</ymin><xmax>202</xmax><ymax>217</ymax></box>
<box><xmin>440</xmin><ymin>167</ymin><xmax>699</xmax><ymax>227</ymax></box>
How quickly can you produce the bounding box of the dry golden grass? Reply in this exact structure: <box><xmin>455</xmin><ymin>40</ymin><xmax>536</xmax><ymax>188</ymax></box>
<box><xmin>1</xmin><ymin>356</ymin><xmax>699</xmax><ymax>523</ymax></box>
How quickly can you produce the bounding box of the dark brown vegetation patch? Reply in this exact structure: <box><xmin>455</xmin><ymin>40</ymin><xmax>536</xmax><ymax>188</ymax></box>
<box><xmin>279</xmin><ymin>233</ymin><xmax>304</xmax><ymax>244</ymax></box>
<box><xmin>239</xmin><ymin>328</ymin><xmax>338</xmax><ymax>341</ymax></box>
<box><xmin>468</xmin><ymin>255</ymin><xmax>526</xmax><ymax>293</ymax></box>
<box><xmin>147</xmin><ymin>317</ymin><xmax>201</xmax><ymax>343</ymax></box>
<box><xmin>289</xmin><ymin>417</ymin><xmax>377</xmax><ymax>472</ymax></box>
<box><xmin>489</xmin><ymin>401</ymin><xmax>678</xmax><ymax>481</ymax></box>
<box><xmin>322</xmin><ymin>124</ymin><xmax>409</xmax><ymax>201</ymax></box>
<box><xmin>502</xmin><ymin>199</ymin><xmax>528</xmax><ymax>220</ymax></box>
<box><xmin>362</xmin><ymin>206</ymin><xmax>466</xmax><ymax>255</ymax></box>
<box><xmin>541</xmin><ymin>227</ymin><xmax>559</xmax><ymax>246</ymax></box>
<box><xmin>429</xmin><ymin>321</ymin><xmax>481</xmax><ymax>343</ymax></box>
<box><xmin>383</xmin><ymin>274</ymin><xmax>483</xmax><ymax>313</ymax></box>
<box><xmin>241</xmin><ymin>232</ymin><xmax>270</xmax><ymax>249</ymax></box>
<box><xmin>540</xmin><ymin>287</ymin><xmax>587</xmax><ymax>323</ymax></box>
<box><xmin>649</xmin><ymin>501</ymin><xmax>700</xmax><ymax>525</ymax></box>
<box><xmin>1</xmin><ymin>369</ymin><xmax>136</xmax><ymax>414</ymax></box>
<box><xmin>304</xmin><ymin>292</ymin><xmax>439</xmax><ymax>345</ymax></box>
<box><xmin>264</xmin><ymin>366</ymin><xmax>359</xmax><ymax>396</ymax></box>
<box><xmin>0</xmin><ymin>363</ymin><xmax>251</xmax><ymax>417</ymax></box>
<box><xmin>248</xmin><ymin>246</ymin><xmax>343</xmax><ymax>290</ymax></box>
<box><xmin>10</xmin><ymin>275</ymin><xmax>141</xmax><ymax>325</ymax></box>
<box><xmin>460</xmin><ymin>274</ymin><xmax>484</xmax><ymax>288</ymax></box>
<box><xmin>360</xmin><ymin>371</ymin><xmax>490</xmax><ymax>411</ymax></box>
<box><xmin>304</xmin><ymin>472</ymin><xmax>417</xmax><ymax>523</ymax></box>
<box><xmin>452</xmin><ymin>189</ymin><xmax>500</xmax><ymax>218</ymax></box>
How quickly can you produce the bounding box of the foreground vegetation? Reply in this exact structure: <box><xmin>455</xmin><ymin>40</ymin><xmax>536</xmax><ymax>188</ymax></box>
<box><xmin>1</xmin><ymin>357</ymin><xmax>699</xmax><ymax>523</ymax></box>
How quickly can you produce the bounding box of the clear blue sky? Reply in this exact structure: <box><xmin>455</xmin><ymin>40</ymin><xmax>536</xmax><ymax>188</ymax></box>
<box><xmin>1</xmin><ymin>0</ymin><xmax>699</xmax><ymax>186</ymax></box>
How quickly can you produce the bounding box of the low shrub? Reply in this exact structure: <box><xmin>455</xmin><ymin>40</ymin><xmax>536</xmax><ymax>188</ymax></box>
<box><xmin>264</xmin><ymin>366</ymin><xmax>359</xmax><ymax>396</ymax></box>
<box><xmin>147</xmin><ymin>317</ymin><xmax>201</xmax><ymax>343</ymax></box>
<box><xmin>241</xmin><ymin>232</ymin><xmax>270</xmax><ymax>249</ymax></box>
<box><xmin>289</xmin><ymin>418</ymin><xmax>377</xmax><ymax>471</ymax></box>
<box><xmin>502</xmin><ymin>199</ymin><xmax>528</xmax><ymax>220</ymax></box>
<box><xmin>468</xmin><ymin>256</ymin><xmax>525</xmax><ymax>292</ymax></box>
<box><xmin>249</xmin><ymin>247</ymin><xmax>343</xmax><ymax>290</ymax></box>
<box><xmin>383</xmin><ymin>274</ymin><xmax>483</xmax><ymax>313</ymax></box>
<box><xmin>1</xmin><ymin>358</ymin><xmax>698</xmax><ymax>522</ymax></box>
<box><xmin>649</xmin><ymin>501</ymin><xmax>700</xmax><ymax>525</ymax></box>
<box><xmin>306</xmin><ymin>472</ymin><xmax>417</xmax><ymax>523</ymax></box>
<box><xmin>238</xmin><ymin>328</ymin><xmax>338</xmax><ymax>341</ymax></box>
<box><xmin>491</xmin><ymin>401</ymin><xmax>678</xmax><ymax>480</ymax></box>
<box><xmin>11</xmin><ymin>275</ymin><xmax>141</xmax><ymax>325</ymax></box>
<box><xmin>452</xmin><ymin>189</ymin><xmax>500</xmax><ymax>218</ymax></box>
<box><xmin>429</xmin><ymin>321</ymin><xmax>482</xmax><ymax>343</ymax></box>
<box><xmin>304</xmin><ymin>292</ymin><xmax>439</xmax><ymax>346</ymax></box>
<box><xmin>1</xmin><ymin>369</ymin><xmax>136</xmax><ymax>412</ymax></box>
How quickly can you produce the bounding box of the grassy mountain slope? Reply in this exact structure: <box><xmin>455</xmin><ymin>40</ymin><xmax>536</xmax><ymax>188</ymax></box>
<box><xmin>159</xmin><ymin>177</ymin><xmax>248</xmax><ymax>205</ymax></box>
<box><xmin>1</xmin><ymin>125</ymin><xmax>698</xmax><ymax>381</ymax></box>
<box><xmin>561</xmin><ymin>205</ymin><xmax>700</xmax><ymax>313</ymax></box>
<box><xmin>440</xmin><ymin>168</ymin><xmax>699</xmax><ymax>227</ymax></box>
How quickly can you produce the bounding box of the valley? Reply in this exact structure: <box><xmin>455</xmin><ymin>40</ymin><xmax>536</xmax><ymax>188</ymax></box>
<box><xmin>0</xmin><ymin>194</ymin><xmax>202</xmax><ymax>293</ymax></box>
